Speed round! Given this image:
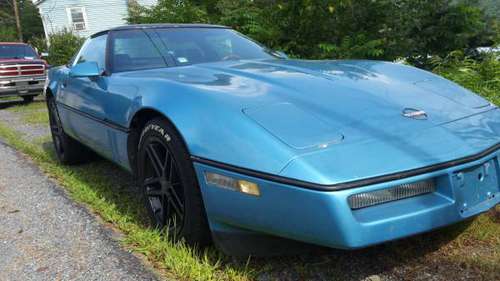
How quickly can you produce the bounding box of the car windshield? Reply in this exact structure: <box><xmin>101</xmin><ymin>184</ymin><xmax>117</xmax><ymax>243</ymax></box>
<box><xmin>153</xmin><ymin>28</ymin><xmax>276</xmax><ymax>66</ymax></box>
<box><xmin>0</xmin><ymin>44</ymin><xmax>38</xmax><ymax>59</ymax></box>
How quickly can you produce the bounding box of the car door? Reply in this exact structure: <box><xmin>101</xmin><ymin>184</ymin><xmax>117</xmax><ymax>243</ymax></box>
<box><xmin>57</xmin><ymin>34</ymin><xmax>114</xmax><ymax>159</ymax></box>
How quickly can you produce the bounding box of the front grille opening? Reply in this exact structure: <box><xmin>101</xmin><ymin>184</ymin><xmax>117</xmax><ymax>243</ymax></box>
<box><xmin>348</xmin><ymin>179</ymin><xmax>436</xmax><ymax>209</ymax></box>
<box><xmin>28</xmin><ymin>81</ymin><xmax>39</xmax><ymax>85</ymax></box>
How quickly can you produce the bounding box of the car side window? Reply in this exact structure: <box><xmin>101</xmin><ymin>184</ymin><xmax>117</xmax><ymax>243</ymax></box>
<box><xmin>74</xmin><ymin>34</ymin><xmax>108</xmax><ymax>71</ymax></box>
<box><xmin>111</xmin><ymin>30</ymin><xmax>167</xmax><ymax>72</ymax></box>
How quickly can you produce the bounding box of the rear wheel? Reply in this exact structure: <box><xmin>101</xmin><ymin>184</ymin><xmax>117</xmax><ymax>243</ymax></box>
<box><xmin>138</xmin><ymin>118</ymin><xmax>211</xmax><ymax>246</ymax></box>
<box><xmin>22</xmin><ymin>95</ymin><xmax>36</xmax><ymax>103</ymax></box>
<box><xmin>47</xmin><ymin>97</ymin><xmax>91</xmax><ymax>165</ymax></box>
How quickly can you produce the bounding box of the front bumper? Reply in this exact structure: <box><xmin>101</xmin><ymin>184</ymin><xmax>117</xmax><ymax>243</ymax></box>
<box><xmin>0</xmin><ymin>76</ymin><xmax>45</xmax><ymax>97</ymax></box>
<box><xmin>194</xmin><ymin>148</ymin><xmax>500</xmax><ymax>251</ymax></box>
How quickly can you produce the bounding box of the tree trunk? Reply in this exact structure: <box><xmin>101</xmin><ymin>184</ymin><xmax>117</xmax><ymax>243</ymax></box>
<box><xmin>13</xmin><ymin>0</ymin><xmax>23</xmax><ymax>42</ymax></box>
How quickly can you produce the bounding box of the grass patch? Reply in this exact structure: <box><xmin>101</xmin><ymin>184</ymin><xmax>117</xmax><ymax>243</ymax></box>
<box><xmin>6</xmin><ymin>101</ymin><xmax>49</xmax><ymax>125</ymax></box>
<box><xmin>0</xmin><ymin>96</ymin><xmax>21</xmax><ymax>102</ymax></box>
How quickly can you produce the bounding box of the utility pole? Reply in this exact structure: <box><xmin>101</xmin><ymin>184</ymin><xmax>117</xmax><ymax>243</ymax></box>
<box><xmin>12</xmin><ymin>0</ymin><xmax>23</xmax><ymax>42</ymax></box>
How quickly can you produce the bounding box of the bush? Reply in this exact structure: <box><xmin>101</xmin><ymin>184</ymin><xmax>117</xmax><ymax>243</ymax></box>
<box><xmin>28</xmin><ymin>36</ymin><xmax>48</xmax><ymax>54</ymax></box>
<box><xmin>47</xmin><ymin>30</ymin><xmax>85</xmax><ymax>66</ymax></box>
<box><xmin>128</xmin><ymin>0</ymin><xmax>497</xmax><ymax>67</ymax></box>
<box><xmin>431</xmin><ymin>50</ymin><xmax>500</xmax><ymax>104</ymax></box>
<box><xmin>127</xmin><ymin>0</ymin><xmax>208</xmax><ymax>24</ymax></box>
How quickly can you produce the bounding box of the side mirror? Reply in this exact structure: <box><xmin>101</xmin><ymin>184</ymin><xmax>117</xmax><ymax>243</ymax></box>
<box><xmin>70</xmin><ymin>61</ymin><xmax>101</xmax><ymax>78</ymax></box>
<box><xmin>40</xmin><ymin>52</ymin><xmax>49</xmax><ymax>58</ymax></box>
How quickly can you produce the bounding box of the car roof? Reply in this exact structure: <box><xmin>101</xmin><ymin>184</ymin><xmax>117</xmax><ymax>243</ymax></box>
<box><xmin>91</xmin><ymin>23</ymin><xmax>229</xmax><ymax>37</ymax></box>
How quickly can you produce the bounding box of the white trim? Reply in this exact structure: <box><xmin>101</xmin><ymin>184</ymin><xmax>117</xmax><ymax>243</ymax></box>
<box><xmin>65</xmin><ymin>6</ymin><xmax>89</xmax><ymax>32</ymax></box>
<box><xmin>38</xmin><ymin>7</ymin><xmax>50</xmax><ymax>45</ymax></box>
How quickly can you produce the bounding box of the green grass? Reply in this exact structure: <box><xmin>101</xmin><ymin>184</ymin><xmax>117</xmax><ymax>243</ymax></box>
<box><xmin>0</xmin><ymin>96</ymin><xmax>21</xmax><ymax>101</ymax></box>
<box><xmin>6</xmin><ymin>101</ymin><xmax>49</xmax><ymax>125</ymax></box>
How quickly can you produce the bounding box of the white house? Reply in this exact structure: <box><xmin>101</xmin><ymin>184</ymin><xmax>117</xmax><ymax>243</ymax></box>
<box><xmin>34</xmin><ymin>0</ymin><xmax>157</xmax><ymax>40</ymax></box>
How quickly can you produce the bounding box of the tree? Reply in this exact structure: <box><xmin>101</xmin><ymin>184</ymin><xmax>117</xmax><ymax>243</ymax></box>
<box><xmin>127</xmin><ymin>0</ymin><xmax>208</xmax><ymax>24</ymax></box>
<box><xmin>0</xmin><ymin>0</ymin><xmax>44</xmax><ymax>42</ymax></box>
<box><xmin>127</xmin><ymin>0</ymin><xmax>497</xmax><ymax>67</ymax></box>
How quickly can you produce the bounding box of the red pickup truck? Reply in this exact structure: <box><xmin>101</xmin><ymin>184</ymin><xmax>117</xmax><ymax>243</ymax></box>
<box><xmin>0</xmin><ymin>42</ymin><xmax>48</xmax><ymax>102</ymax></box>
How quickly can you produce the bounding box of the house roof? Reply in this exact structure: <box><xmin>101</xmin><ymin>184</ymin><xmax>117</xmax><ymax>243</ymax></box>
<box><xmin>91</xmin><ymin>23</ymin><xmax>229</xmax><ymax>37</ymax></box>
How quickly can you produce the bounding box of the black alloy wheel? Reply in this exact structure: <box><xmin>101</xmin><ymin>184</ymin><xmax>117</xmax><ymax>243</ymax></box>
<box><xmin>47</xmin><ymin>97</ymin><xmax>65</xmax><ymax>156</ymax></box>
<box><xmin>142</xmin><ymin>136</ymin><xmax>186</xmax><ymax>235</ymax></box>
<box><xmin>138</xmin><ymin>118</ymin><xmax>211</xmax><ymax>246</ymax></box>
<box><xmin>47</xmin><ymin>97</ymin><xmax>91</xmax><ymax>164</ymax></box>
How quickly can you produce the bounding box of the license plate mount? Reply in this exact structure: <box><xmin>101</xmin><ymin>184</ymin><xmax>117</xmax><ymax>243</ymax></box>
<box><xmin>453</xmin><ymin>158</ymin><xmax>499</xmax><ymax>217</ymax></box>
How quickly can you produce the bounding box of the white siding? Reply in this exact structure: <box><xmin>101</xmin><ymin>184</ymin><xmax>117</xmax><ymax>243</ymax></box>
<box><xmin>37</xmin><ymin>0</ymin><xmax>158</xmax><ymax>39</ymax></box>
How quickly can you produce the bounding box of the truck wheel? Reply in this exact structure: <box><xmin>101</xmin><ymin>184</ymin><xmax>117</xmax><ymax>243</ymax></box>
<box><xmin>47</xmin><ymin>97</ymin><xmax>92</xmax><ymax>165</ymax></box>
<box><xmin>137</xmin><ymin>118</ymin><xmax>211</xmax><ymax>247</ymax></box>
<box><xmin>22</xmin><ymin>95</ymin><xmax>36</xmax><ymax>103</ymax></box>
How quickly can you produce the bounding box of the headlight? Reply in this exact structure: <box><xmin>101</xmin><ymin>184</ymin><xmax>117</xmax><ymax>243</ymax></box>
<box><xmin>348</xmin><ymin>180</ymin><xmax>435</xmax><ymax>209</ymax></box>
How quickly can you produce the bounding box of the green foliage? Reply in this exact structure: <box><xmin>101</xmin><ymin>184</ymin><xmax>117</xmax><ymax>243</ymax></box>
<box><xmin>401</xmin><ymin>1</ymin><xmax>491</xmax><ymax>67</ymax></box>
<box><xmin>0</xmin><ymin>26</ymin><xmax>17</xmax><ymax>42</ymax></box>
<box><xmin>431</xmin><ymin>50</ymin><xmax>500</xmax><ymax>104</ymax></box>
<box><xmin>0</xmin><ymin>0</ymin><xmax>44</xmax><ymax>42</ymax></box>
<box><xmin>46</xmin><ymin>30</ymin><xmax>85</xmax><ymax>66</ymax></box>
<box><xmin>127</xmin><ymin>0</ymin><xmax>208</xmax><ymax>24</ymax></box>
<box><xmin>211</xmin><ymin>0</ymin><xmax>277</xmax><ymax>45</ymax></box>
<box><xmin>19</xmin><ymin>0</ymin><xmax>44</xmax><ymax>42</ymax></box>
<box><xmin>127</xmin><ymin>0</ymin><xmax>498</xmax><ymax>67</ymax></box>
<box><xmin>28</xmin><ymin>36</ymin><xmax>48</xmax><ymax>53</ymax></box>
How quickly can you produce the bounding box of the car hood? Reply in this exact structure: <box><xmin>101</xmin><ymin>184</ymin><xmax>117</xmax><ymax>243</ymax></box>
<box><xmin>165</xmin><ymin>59</ymin><xmax>492</xmax><ymax>147</ymax></box>
<box><xmin>128</xmin><ymin>59</ymin><xmax>499</xmax><ymax>185</ymax></box>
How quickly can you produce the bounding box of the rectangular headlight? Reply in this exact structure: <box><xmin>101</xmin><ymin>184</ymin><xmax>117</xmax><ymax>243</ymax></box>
<box><xmin>348</xmin><ymin>180</ymin><xmax>435</xmax><ymax>209</ymax></box>
<box><xmin>204</xmin><ymin>172</ymin><xmax>260</xmax><ymax>196</ymax></box>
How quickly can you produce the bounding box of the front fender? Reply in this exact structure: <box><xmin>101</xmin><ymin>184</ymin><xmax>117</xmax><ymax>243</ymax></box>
<box><xmin>141</xmin><ymin>92</ymin><xmax>295</xmax><ymax>175</ymax></box>
<box><xmin>123</xmin><ymin>77</ymin><xmax>296</xmax><ymax>176</ymax></box>
<box><xmin>47</xmin><ymin>66</ymin><xmax>70</xmax><ymax>96</ymax></box>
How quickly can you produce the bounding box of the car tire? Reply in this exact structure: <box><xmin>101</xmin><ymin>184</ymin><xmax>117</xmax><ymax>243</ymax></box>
<box><xmin>47</xmin><ymin>97</ymin><xmax>92</xmax><ymax>165</ymax></box>
<box><xmin>22</xmin><ymin>95</ymin><xmax>36</xmax><ymax>103</ymax></box>
<box><xmin>138</xmin><ymin>118</ymin><xmax>211</xmax><ymax>246</ymax></box>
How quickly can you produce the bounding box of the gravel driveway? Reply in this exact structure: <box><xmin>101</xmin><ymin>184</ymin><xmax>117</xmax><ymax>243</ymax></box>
<box><xmin>0</xmin><ymin>102</ymin><xmax>159</xmax><ymax>281</ymax></box>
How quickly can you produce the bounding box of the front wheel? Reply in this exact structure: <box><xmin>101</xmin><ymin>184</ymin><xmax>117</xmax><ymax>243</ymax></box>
<box><xmin>138</xmin><ymin>118</ymin><xmax>211</xmax><ymax>246</ymax></box>
<box><xmin>47</xmin><ymin>97</ymin><xmax>91</xmax><ymax>165</ymax></box>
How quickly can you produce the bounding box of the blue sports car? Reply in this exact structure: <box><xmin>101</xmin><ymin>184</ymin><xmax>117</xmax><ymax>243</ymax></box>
<box><xmin>45</xmin><ymin>24</ymin><xmax>500</xmax><ymax>255</ymax></box>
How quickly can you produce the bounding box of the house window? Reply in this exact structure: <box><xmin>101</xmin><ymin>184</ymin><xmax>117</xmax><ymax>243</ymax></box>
<box><xmin>66</xmin><ymin>7</ymin><xmax>87</xmax><ymax>31</ymax></box>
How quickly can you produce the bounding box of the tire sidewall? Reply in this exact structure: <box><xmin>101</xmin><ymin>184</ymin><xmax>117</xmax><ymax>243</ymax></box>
<box><xmin>47</xmin><ymin>97</ymin><xmax>67</xmax><ymax>162</ymax></box>
<box><xmin>137</xmin><ymin>118</ymin><xmax>208</xmax><ymax>244</ymax></box>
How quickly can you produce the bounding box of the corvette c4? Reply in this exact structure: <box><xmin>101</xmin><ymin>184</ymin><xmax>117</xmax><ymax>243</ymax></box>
<box><xmin>45</xmin><ymin>24</ymin><xmax>500</xmax><ymax>255</ymax></box>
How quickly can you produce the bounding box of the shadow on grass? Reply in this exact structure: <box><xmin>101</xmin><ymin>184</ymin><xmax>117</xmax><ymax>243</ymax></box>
<box><xmin>0</xmin><ymin>98</ymin><xmax>28</xmax><ymax>109</ymax></box>
<box><xmin>0</xmin><ymin>97</ymin><xmax>45</xmax><ymax>110</ymax></box>
<box><xmin>249</xmin><ymin>220</ymin><xmax>473</xmax><ymax>280</ymax></box>
<box><xmin>40</xmin><ymin>140</ymin><xmax>475</xmax><ymax>280</ymax></box>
